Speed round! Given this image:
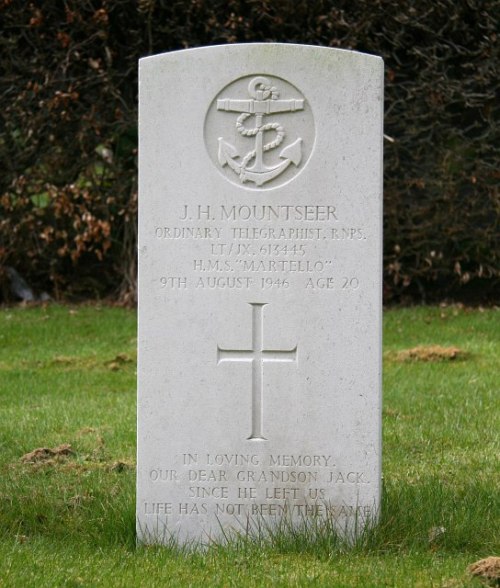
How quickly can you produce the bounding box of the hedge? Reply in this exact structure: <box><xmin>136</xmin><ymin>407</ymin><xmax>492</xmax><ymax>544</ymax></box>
<box><xmin>0</xmin><ymin>0</ymin><xmax>498</xmax><ymax>304</ymax></box>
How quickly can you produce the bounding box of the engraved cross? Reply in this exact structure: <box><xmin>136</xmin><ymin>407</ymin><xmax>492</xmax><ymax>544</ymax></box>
<box><xmin>217</xmin><ymin>303</ymin><xmax>298</xmax><ymax>441</ymax></box>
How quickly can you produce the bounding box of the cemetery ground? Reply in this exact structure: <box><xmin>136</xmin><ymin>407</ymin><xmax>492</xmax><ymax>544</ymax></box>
<box><xmin>0</xmin><ymin>305</ymin><xmax>498</xmax><ymax>587</ymax></box>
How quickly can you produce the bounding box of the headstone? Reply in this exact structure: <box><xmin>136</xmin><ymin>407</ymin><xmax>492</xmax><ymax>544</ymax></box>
<box><xmin>137</xmin><ymin>43</ymin><xmax>383</xmax><ymax>545</ymax></box>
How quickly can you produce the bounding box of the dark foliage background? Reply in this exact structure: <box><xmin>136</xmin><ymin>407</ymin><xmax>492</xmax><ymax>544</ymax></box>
<box><xmin>1</xmin><ymin>0</ymin><xmax>498</xmax><ymax>304</ymax></box>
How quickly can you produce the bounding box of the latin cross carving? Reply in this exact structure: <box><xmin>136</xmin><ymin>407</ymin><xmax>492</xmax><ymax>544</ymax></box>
<box><xmin>217</xmin><ymin>303</ymin><xmax>298</xmax><ymax>440</ymax></box>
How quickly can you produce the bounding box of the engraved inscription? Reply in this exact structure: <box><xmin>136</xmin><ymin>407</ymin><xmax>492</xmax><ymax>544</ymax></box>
<box><xmin>144</xmin><ymin>451</ymin><xmax>374</xmax><ymax>525</ymax></box>
<box><xmin>217</xmin><ymin>303</ymin><xmax>298</xmax><ymax>440</ymax></box>
<box><xmin>153</xmin><ymin>201</ymin><xmax>369</xmax><ymax>293</ymax></box>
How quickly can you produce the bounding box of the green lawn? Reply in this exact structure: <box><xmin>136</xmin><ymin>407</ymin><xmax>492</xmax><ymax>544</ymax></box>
<box><xmin>0</xmin><ymin>304</ymin><xmax>498</xmax><ymax>587</ymax></box>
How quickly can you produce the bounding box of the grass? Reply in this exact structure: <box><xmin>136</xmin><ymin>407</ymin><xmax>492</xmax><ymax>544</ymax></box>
<box><xmin>0</xmin><ymin>304</ymin><xmax>498</xmax><ymax>587</ymax></box>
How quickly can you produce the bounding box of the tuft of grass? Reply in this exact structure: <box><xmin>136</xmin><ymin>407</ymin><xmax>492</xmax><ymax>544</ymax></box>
<box><xmin>0</xmin><ymin>304</ymin><xmax>498</xmax><ymax>587</ymax></box>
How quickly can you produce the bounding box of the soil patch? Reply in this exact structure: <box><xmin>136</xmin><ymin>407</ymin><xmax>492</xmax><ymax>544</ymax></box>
<box><xmin>469</xmin><ymin>557</ymin><xmax>500</xmax><ymax>587</ymax></box>
<box><xmin>20</xmin><ymin>443</ymin><xmax>74</xmax><ymax>463</ymax></box>
<box><xmin>389</xmin><ymin>345</ymin><xmax>467</xmax><ymax>362</ymax></box>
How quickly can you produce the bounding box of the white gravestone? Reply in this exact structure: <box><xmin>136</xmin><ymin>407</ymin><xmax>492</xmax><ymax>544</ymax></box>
<box><xmin>137</xmin><ymin>44</ymin><xmax>383</xmax><ymax>545</ymax></box>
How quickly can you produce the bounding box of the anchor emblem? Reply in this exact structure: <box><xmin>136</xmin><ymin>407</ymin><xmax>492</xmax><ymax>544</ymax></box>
<box><xmin>216</xmin><ymin>76</ymin><xmax>305</xmax><ymax>187</ymax></box>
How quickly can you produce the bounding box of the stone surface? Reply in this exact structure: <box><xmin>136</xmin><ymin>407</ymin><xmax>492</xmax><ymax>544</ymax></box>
<box><xmin>137</xmin><ymin>43</ymin><xmax>383</xmax><ymax>545</ymax></box>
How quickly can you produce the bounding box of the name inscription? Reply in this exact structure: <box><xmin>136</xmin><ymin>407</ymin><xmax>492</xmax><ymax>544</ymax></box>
<box><xmin>180</xmin><ymin>204</ymin><xmax>338</xmax><ymax>221</ymax></box>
